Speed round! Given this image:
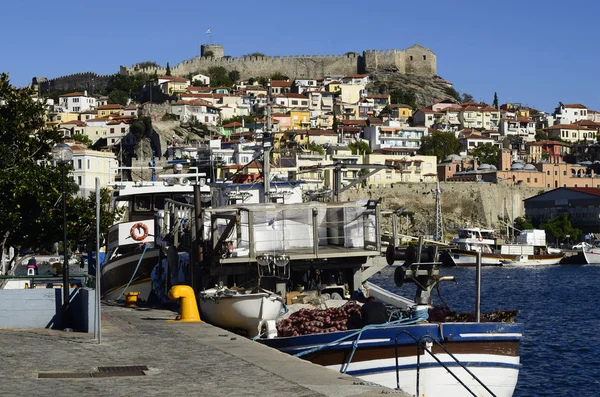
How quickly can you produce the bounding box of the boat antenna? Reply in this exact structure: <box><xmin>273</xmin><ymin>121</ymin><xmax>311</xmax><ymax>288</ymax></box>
<box><xmin>150</xmin><ymin>151</ymin><xmax>156</xmax><ymax>182</ymax></box>
<box><xmin>434</xmin><ymin>180</ymin><xmax>443</xmax><ymax>241</ymax></box>
<box><xmin>263</xmin><ymin>79</ymin><xmax>272</xmax><ymax>202</ymax></box>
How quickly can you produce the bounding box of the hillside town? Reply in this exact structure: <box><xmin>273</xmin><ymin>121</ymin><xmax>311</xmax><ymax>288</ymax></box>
<box><xmin>32</xmin><ymin>71</ymin><xmax>600</xmax><ymax>199</ymax></box>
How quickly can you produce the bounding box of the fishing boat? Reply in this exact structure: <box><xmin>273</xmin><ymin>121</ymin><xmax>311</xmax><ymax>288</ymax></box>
<box><xmin>446</xmin><ymin>227</ymin><xmax>563</xmax><ymax>266</ymax></box>
<box><xmin>258</xmin><ymin>265</ymin><xmax>522</xmax><ymax>397</ymax></box>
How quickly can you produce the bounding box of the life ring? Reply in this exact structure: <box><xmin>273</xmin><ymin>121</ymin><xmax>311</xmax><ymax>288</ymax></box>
<box><xmin>130</xmin><ymin>222</ymin><xmax>149</xmax><ymax>241</ymax></box>
<box><xmin>478</xmin><ymin>236</ymin><xmax>484</xmax><ymax>242</ymax></box>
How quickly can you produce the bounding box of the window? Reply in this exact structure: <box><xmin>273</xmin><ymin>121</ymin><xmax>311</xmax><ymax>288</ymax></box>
<box><xmin>555</xmin><ymin>171</ymin><xmax>557</xmax><ymax>176</ymax></box>
<box><xmin>121</xmin><ymin>127</ymin><xmax>125</xmax><ymax>133</ymax></box>
<box><xmin>527</xmin><ymin>178</ymin><xmax>530</xmax><ymax>183</ymax></box>
<box><xmin>547</xmin><ymin>184</ymin><xmax>550</xmax><ymax>188</ymax></box>
<box><xmin>134</xmin><ymin>195</ymin><xmax>152</xmax><ymax>211</ymax></box>
<box><xmin>409</xmin><ymin>56</ymin><xmax>413</xmax><ymax>60</ymax></box>
<box><xmin>110</xmin><ymin>128</ymin><xmax>114</xmax><ymax>134</ymax></box>
<box><xmin>87</xmin><ymin>159</ymin><xmax>90</xmax><ymax>169</ymax></box>
<box><xmin>534</xmin><ymin>178</ymin><xmax>538</xmax><ymax>183</ymax></box>
<box><xmin>73</xmin><ymin>107</ymin><xmax>80</xmax><ymax>112</ymax></box>
<box><xmin>423</xmin><ymin>55</ymin><xmax>426</xmax><ymax>60</ymax></box>
<box><xmin>73</xmin><ymin>98</ymin><xmax>79</xmax><ymax>103</ymax></box>
<box><xmin>291</xmin><ymin>100</ymin><xmax>298</xmax><ymax>105</ymax></box>
<box><xmin>563</xmin><ymin>171</ymin><xmax>567</xmax><ymax>176</ymax></box>
<box><xmin>546</xmin><ymin>170</ymin><xmax>550</xmax><ymax>175</ymax></box>
<box><xmin>77</xmin><ymin>176</ymin><xmax>82</xmax><ymax>185</ymax></box>
<box><xmin>77</xmin><ymin>159</ymin><xmax>82</xmax><ymax>169</ymax></box>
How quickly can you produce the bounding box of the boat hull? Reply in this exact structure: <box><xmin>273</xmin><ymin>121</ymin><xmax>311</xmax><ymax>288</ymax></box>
<box><xmin>101</xmin><ymin>248</ymin><xmax>160</xmax><ymax>301</ymax></box>
<box><xmin>198</xmin><ymin>291</ymin><xmax>284</xmax><ymax>337</ymax></box>
<box><xmin>583</xmin><ymin>247</ymin><xmax>600</xmax><ymax>264</ymax></box>
<box><xmin>259</xmin><ymin>322</ymin><xmax>522</xmax><ymax>397</ymax></box>
<box><xmin>447</xmin><ymin>249</ymin><xmax>563</xmax><ymax>266</ymax></box>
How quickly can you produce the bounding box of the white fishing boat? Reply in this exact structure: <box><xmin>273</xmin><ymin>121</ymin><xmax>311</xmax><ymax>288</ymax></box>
<box><xmin>197</xmin><ymin>287</ymin><xmax>284</xmax><ymax>337</ymax></box>
<box><xmin>447</xmin><ymin>228</ymin><xmax>563</xmax><ymax>266</ymax></box>
<box><xmin>582</xmin><ymin>246</ymin><xmax>600</xmax><ymax>264</ymax></box>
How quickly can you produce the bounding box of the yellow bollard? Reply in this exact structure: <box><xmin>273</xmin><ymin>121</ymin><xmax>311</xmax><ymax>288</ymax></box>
<box><xmin>124</xmin><ymin>291</ymin><xmax>141</xmax><ymax>307</ymax></box>
<box><xmin>168</xmin><ymin>285</ymin><xmax>202</xmax><ymax>322</ymax></box>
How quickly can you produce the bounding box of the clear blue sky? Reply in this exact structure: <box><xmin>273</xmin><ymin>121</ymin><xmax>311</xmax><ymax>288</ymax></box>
<box><xmin>2</xmin><ymin>0</ymin><xmax>599</xmax><ymax>113</ymax></box>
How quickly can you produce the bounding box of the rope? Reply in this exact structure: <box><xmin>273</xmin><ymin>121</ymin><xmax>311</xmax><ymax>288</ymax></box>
<box><xmin>117</xmin><ymin>243</ymin><xmax>150</xmax><ymax>301</ymax></box>
<box><xmin>294</xmin><ymin>309</ymin><xmax>428</xmax><ymax>361</ymax></box>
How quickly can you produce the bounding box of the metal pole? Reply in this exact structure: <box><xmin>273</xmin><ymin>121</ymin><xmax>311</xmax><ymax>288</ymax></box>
<box><xmin>475</xmin><ymin>250</ymin><xmax>482</xmax><ymax>323</ymax></box>
<box><xmin>62</xmin><ymin>164</ymin><xmax>70</xmax><ymax>328</ymax></box>
<box><xmin>95</xmin><ymin>178</ymin><xmax>102</xmax><ymax>343</ymax></box>
<box><xmin>416</xmin><ymin>236</ymin><xmax>423</xmax><ymax>263</ymax></box>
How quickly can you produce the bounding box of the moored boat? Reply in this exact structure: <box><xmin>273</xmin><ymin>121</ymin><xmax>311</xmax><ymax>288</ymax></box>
<box><xmin>583</xmin><ymin>246</ymin><xmax>600</xmax><ymax>264</ymax></box>
<box><xmin>197</xmin><ymin>287</ymin><xmax>284</xmax><ymax>337</ymax></box>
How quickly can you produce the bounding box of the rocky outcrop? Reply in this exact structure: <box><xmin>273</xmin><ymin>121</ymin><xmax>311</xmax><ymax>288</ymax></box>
<box><xmin>367</xmin><ymin>71</ymin><xmax>456</xmax><ymax>108</ymax></box>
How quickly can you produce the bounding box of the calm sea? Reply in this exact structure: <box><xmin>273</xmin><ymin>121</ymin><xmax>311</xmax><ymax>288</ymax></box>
<box><xmin>370</xmin><ymin>264</ymin><xmax>600</xmax><ymax>397</ymax></box>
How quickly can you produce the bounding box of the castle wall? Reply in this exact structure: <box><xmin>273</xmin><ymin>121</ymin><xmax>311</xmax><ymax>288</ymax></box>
<box><xmin>126</xmin><ymin>54</ymin><xmax>361</xmax><ymax>80</ymax></box>
<box><xmin>362</xmin><ymin>50</ymin><xmax>406</xmax><ymax>74</ymax></box>
<box><xmin>404</xmin><ymin>45</ymin><xmax>437</xmax><ymax>76</ymax></box>
<box><xmin>39</xmin><ymin>72</ymin><xmax>113</xmax><ymax>95</ymax></box>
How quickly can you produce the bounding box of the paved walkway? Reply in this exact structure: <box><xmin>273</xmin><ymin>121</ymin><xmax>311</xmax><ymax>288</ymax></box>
<box><xmin>0</xmin><ymin>302</ymin><xmax>408</xmax><ymax>397</ymax></box>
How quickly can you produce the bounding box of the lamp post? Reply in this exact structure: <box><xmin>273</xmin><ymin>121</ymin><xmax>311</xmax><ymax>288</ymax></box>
<box><xmin>52</xmin><ymin>143</ymin><xmax>73</xmax><ymax>327</ymax></box>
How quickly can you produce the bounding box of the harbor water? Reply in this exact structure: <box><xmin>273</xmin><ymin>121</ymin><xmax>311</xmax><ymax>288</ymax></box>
<box><xmin>371</xmin><ymin>264</ymin><xmax>600</xmax><ymax>397</ymax></box>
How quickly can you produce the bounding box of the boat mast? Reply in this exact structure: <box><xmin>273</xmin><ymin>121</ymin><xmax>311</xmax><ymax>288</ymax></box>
<box><xmin>263</xmin><ymin>79</ymin><xmax>272</xmax><ymax>202</ymax></box>
<box><xmin>434</xmin><ymin>181</ymin><xmax>443</xmax><ymax>241</ymax></box>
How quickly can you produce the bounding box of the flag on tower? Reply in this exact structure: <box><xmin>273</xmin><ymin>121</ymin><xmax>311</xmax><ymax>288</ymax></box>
<box><xmin>206</xmin><ymin>27</ymin><xmax>212</xmax><ymax>34</ymax></box>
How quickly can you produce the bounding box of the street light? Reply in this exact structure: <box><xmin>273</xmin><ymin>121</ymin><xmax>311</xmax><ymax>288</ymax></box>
<box><xmin>52</xmin><ymin>143</ymin><xmax>73</xmax><ymax>327</ymax></box>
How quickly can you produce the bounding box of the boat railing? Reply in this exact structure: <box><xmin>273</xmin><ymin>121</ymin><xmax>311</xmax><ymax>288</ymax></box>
<box><xmin>394</xmin><ymin>330</ymin><xmax>497</xmax><ymax>397</ymax></box>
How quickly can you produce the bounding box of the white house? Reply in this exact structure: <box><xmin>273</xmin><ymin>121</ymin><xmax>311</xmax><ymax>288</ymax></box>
<box><xmin>363</xmin><ymin>123</ymin><xmax>428</xmax><ymax>152</ymax></box>
<box><xmin>170</xmin><ymin>100</ymin><xmax>219</xmax><ymax>124</ymax></box>
<box><xmin>191</xmin><ymin>73</ymin><xmax>211</xmax><ymax>86</ymax></box>
<box><xmin>498</xmin><ymin>117</ymin><xmax>537</xmax><ymax>141</ymax></box>
<box><xmin>59</xmin><ymin>91</ymin><xmax>96</xmax><ymax>113</ymax></box>
<box><xmin>545</xmin><ymin>124</ymin><xmax>597</xmax><ymax>142</ymax></box>
<box><xmin>552</xmin><ymin>103</ymin><xmax>588</xmax><ymax>125</ymax></box>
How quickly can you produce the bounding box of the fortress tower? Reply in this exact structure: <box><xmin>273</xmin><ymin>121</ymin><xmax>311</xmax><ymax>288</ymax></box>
<box><xmin>201</xmin><ymin>44</ymin><xmax>224</xmax><ymax>58</ymax></box>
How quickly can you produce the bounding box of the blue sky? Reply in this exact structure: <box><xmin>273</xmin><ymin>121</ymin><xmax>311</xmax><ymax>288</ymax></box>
<box><xmin>2</xmin><ymin>0</ymin><xmax>599</xmax><ymax>113</ymax></box>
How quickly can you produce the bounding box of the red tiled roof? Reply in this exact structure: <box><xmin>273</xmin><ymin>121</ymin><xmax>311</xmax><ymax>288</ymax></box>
<box><xmin>97</xmin><ymin>104</ymin><xmax>124</xmax><ymax>110</ymax></box>
<box><xmin>60</xmin><ymin>92</ymin><xmax>86</xmax><ymax>97</ymax></box>
<box><xmin>343</xmin><ymin>74</ymin><xmax>369</xmax><ymax>79</ymax></box>
<box><xmin>60</xmin><ymin>120</ymin><xmax>86</xmax><ymax>126</ymax></box>
<box><xmin>461</xmin><ymin>133</ymin><xmax>494</xmax><ymax>140</ymax></box>
<box><xmin>285</xmin><ymin>93</ymin><xmax>308</xmax><ymax>99</ymax></box>
<box><xmin>564</xmin><ymin>187</ymin><xmax>600</xmax><ymax>197</ymax></box>
<box><xmin>270</xmin><ymin>80</ymin><xmax>293</xmax><ymax>87</ymax></box>
<box><xmin>563</xmin><ymin>103</ymin><xmax>587</xmax><ymax>109</ymax></box>
<box><xmin>307</xmin><ymin>129</ymin><xmax>336</xmax><ymax>135</ymax></box>
<box><xmin>528</xmin><ymin>140</ymin><xmax>571</xmax><ymax>147</ymax></box>
<box><xmin>545</xmin><ymin>123</ymin><xmax>596</xmax><ymax>131</ymax></box>
<box><xmin>171</xmin><ymin>99</ymin><xmax>215</xmax><ymax>107</ymax></box>
<box><xmin>223</xmin><ymin>122</ymin><xmax>243</xmax><ymax>128</ymax></box>
<box><xmin>341</xmin><ymin>119</ymin><xmax>367</xmax><ymax>126</ymax></box>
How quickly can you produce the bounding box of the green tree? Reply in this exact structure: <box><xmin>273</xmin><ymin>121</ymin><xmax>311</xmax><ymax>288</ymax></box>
<box><xmin>418</xmin><ymin>131</ymin><xmax>461</xmax><ymax>160</ymax></box>
<box><xmin>203</xmin><ymin>50</ymin><xmax>214</xmax><ymax>57</ymax></box>
<box><xmin>514</xmin><ymin>216</ymin><xmax>534</xmax><ymax>232</ymax></box>
<box><xmin>390</xmin><ymin>88</ymin><xmax>416</xmax><ymax>108</ymax></box>
<box><xmin>228</xmin><ymin>70</ymin><xmax>241</xmax><ymax>84</ymax></box>
<box><xmin>247</xmin><ymin>77</ymin><xmax>256</xmax><ymax>85</ymax></box>
<box><xmin>205</xmin><ymin>66</ymin><xmax>232</xmax><ymax>87</ymax></box>
<box><xmin>462</xmin><ymin>93</ymin><xmax>474</xmax><ymax>102</ymax></box>
<box><xmin>541</xmin><ymin>213</ymin><xmax>581</xmax><ymax>242</ymax></box>
<box><xmin>270</xmin><ymin>72</ymin><xmax>289</xmax><ymax>81</ymax></box>
<box><xmin>0</xmin><ymin>74</ymin><xmax>65</xmax><ymax>258</ymax></box>
<box><xmin>307</xmin><ymin>142</ymin><xmax>325</xmax><ymax>155</ymax></box>
<box><xmin>348</xmin><ymin>141</ymin><xmax>372</xmax><ymax>155</ymax></box>
<box><xmin>493</xmin><ymin>92</ymin><xmax>499</xmax><ymax>108</ymax></box>
<box><xmin>470</xmin><ymin>143</ymin><xmax>500</xmax><ymax>166</ymax></box>
<box><xmin>108</xmin><ymin>89</ymin><xmax>129</xmax><ymax>106</ymax></box>
<box><xmin>71</xmin><ymin>133</ymin><xmax>93</xmax><ymax>146</ymax></box>
<box><xmin>165</xmin><ymin>62</ymin><xmax>171</xmax><ymax>76</ymax></box>
<box><xmin>444</xmin><ymin>87</ymin><xmax>461</xmax><ymax>102</ymax></box>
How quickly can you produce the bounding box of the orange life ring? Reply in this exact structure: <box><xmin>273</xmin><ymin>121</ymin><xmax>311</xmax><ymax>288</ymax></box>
<box><xmin>130</xmin><ymin>222</ymin><xmax>149</xmax><ymax>241</ymax></box>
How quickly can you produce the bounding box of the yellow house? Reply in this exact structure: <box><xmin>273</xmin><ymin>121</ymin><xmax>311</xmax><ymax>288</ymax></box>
<box><xmin>47</xmin><ymin>112</ymin><xmax>79</xmax><ymax>127</ymax></box>
<box><xmin>365</xmin><ymin>153</ymin><xmax>438</xmax><ymax>184</ymax></box>
<box><xmin>326</xmin><ymin>81</ymin><xmax>341</xmax><ymax>94</ymax></box>
<box><xmin>164</xmin><ymin>77</ymin><xmax>190</xmax><ymax>95</ymax></box>
<box><xmin>97</xmin><ymin>104</ymin><xmax>124</xmax><ymax>118</ymax></box>
<box><xmin>339</xmin><ymin>83</ymin><xmax>365</xmax><ymax>104</ymax></box>
<box><xmin>290</xmin><ymin>109</ymin><xmax>311</xmax><ymax>130</ymax></box>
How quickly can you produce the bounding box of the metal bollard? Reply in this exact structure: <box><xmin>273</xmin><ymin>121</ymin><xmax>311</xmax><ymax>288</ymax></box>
<box><xmin>168</xmin><ymin>285</ymin><xmax>202</xmax><ymax>322</ymax></box>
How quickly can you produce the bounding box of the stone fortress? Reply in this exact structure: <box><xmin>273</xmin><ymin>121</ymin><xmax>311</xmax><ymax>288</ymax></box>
<box><xmin>120</xmin><ymin>43</ymin><xmax>437</xmax><ymax>80</ymax></box>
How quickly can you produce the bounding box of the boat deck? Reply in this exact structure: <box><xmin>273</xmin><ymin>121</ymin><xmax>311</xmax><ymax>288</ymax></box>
<box><xmin>222</xmin><ymin>245</ymin><xmax>379</xmax><ymax>263</ymax></box>
<box><xmin>0</xmin><ymin>302</ymin><xmax>403</xmax><ymax>397</ymax></box>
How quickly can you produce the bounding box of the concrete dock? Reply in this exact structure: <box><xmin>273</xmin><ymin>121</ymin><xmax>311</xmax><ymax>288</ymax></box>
<box><xmin>0</xmin><ymin>302</ymin><xmax>408</xmax><ymax>397</ymax></box>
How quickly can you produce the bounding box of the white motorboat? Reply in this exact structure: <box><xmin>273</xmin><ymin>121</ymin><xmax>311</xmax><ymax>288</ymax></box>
<box><xmin>197</xmin><ymin>288</ymin><xmax>284</xmax><ymax>337</ymax></box>
<box><xmin>447</xmin><ymin>228</ymin><xmax>563</xmax><ymax>266</ymax></box>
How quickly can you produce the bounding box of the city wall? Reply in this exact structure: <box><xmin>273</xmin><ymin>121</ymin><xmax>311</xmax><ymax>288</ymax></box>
<box><xmin>36</xmin><ymin>72</ymin><xmax>113</xmax><ymax>95</ymax></box>
<box><xmin>120</xmin><ymin>44</ymin><xmax>437</xmax><ymax>80</ymax></box>
<box><xmin>341</xmin><ymin>182</ymin><xmax>541</xmax><ymax>238</ymax></box>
